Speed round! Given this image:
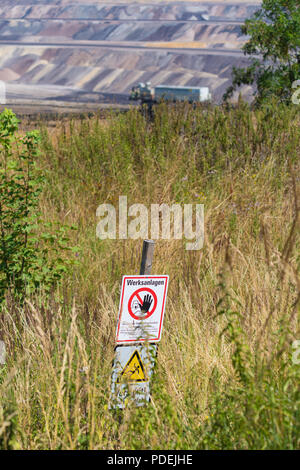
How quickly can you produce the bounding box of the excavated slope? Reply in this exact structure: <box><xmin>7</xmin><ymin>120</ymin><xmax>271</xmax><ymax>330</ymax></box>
<box><xmin>0</xmin><ymin>1</ymin><xmax>261</xmax><ymax>110</ymax></box>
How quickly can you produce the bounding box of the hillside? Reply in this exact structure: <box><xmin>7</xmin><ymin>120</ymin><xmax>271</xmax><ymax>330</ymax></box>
<box><xmin>0</xmin><ymin>1</ymin><xmax>261</xmax><ymax>112</ymax></box>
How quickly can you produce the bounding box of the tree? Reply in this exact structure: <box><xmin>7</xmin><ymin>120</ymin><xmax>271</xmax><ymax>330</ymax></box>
<box><xmin>224</xmin><ymin>0</ymin><xmax>300</xmax><ymax>105</ymax></box>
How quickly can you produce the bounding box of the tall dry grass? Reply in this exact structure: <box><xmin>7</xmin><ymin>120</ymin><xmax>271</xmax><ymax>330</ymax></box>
<box><xmin>0</xmin><ymin>101</ymin><xmax>299</xmax><ymax>449</ymax></box>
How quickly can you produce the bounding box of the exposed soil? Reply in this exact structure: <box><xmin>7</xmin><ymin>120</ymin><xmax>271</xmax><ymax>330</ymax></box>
<box><xmin>0</xmin><ymin>1</ymin><xmax>260</xmax><ymax>113</ymax></box>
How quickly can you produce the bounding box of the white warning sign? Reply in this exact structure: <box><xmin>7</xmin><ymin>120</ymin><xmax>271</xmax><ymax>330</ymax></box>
<box><xmin>116</xmin><ymin>275</ymin><xmax>169</xmax><ymax>344</ymax></box>
<box><xmin>110</xmin><ymin>343</ymin><xmax>157</xmax><ymax>409</ymax></box>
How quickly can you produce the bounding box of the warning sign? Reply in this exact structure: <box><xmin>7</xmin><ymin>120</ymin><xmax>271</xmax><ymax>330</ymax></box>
<box><xmin>128</xmin><ymin>288</ymin><xmax>157</xmax><ymax>320</ymax></box>
<box><xmin>110</xmin><ymin>343</ymin><xmax>157</xmax><ymax>409</ymax></box>
<box><xmin>116</xmin><ymin>275</ymin><xmax>169</xmax><ymax>344</ymax></box>
<box><xmin>118</xmin><ymin>350</ymin><xmax>147</xmax><ymax>383</ymax></box>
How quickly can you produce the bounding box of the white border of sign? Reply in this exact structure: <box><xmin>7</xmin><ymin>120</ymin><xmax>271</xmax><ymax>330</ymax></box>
<box><xmin>116</xmin><ymin>275</ymin><xmax>169</xmax><ymax>344</ymax></box>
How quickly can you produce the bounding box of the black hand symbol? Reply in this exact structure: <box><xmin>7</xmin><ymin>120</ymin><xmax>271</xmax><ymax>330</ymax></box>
<box><xmin>139</xmin><ymin>294</ymin><xmax>153</xmax><ymax>314</ymax></box>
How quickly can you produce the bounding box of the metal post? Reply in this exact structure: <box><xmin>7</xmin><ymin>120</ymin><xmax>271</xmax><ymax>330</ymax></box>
<box><xmin>0</xmin><ymin>340</ymin><xmax>5</xmax><ymax>365</ymax></box>
<box><xmin>140</xmin><ymin>239</ymin><xmax>158</xmax><ymax>405</ymax></box>
<box><xmin>140</xmin><ymin>240</ymin><xmax>155</xmax><ymax>275</ymax></box>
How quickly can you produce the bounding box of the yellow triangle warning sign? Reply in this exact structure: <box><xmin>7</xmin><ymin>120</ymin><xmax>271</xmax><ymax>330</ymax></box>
<box><xmin>117</xmin><ymin>350</ymin><xmax>147</xmax><ymax>383</ymax></box>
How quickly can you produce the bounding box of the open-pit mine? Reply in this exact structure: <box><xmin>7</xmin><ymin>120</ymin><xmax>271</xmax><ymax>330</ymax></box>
<box><xmin>0</xmin><ymin>0</ymin><xmax>261</xmax><ymax>114</ymax></box>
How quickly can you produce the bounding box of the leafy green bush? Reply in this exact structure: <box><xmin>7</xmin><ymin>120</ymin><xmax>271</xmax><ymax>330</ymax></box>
<box><xmin>0</xmin><ymin>109</ymin><xmax>77</xmax><ymax>303</ymax></box>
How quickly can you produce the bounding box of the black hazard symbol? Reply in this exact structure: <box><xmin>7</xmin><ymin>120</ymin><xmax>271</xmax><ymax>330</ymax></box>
<box><xmin>117</xmin><ymin>350</ymin><xmax>147</xmax><ymax>383</ymax></box>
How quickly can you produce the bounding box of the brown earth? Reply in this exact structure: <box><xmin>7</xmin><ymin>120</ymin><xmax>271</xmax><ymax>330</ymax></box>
<box><xmin>0</xmin><ymin>1</ymin><xmax>261</xmax><ymax>113</ymax></box>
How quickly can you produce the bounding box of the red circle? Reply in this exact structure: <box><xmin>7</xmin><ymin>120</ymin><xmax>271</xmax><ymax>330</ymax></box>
<box><xmin>128</xmin><ymin>287</ymin><xmax>157</xmax><ymax>320</ymax></box>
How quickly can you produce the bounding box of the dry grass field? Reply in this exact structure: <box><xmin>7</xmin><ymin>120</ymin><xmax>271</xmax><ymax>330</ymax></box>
<box><xmin>0</xmin><ymin>101</ymin><xmax>299</xmax><ymax>449</ymax></box>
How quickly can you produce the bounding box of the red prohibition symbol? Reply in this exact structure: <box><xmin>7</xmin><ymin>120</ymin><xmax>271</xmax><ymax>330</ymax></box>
<box><xmin>128</xmin><ymin>287</ymin><xmax>158</xmax><ymax>320</ymax></box>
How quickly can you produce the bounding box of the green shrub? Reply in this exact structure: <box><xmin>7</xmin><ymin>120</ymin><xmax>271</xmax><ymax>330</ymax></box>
<box><xmin>0</xmin><ymin>109</ymin><xmax>77</xmax><ymax>303</ymax></box>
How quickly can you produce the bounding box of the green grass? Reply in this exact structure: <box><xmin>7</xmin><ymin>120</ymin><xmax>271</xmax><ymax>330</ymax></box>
<box><xmin>0</xmin><ymin>101</ymin><xmax>299</xmax><ymax>449</ymax></box>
